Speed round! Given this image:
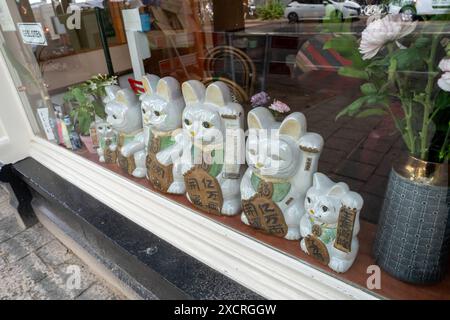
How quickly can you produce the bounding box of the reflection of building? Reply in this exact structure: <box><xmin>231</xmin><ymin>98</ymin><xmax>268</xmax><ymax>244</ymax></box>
<box><xmin>31</xmin><ymin>2</ymin><xmax>60</xmax><ymax>40</ymax></box>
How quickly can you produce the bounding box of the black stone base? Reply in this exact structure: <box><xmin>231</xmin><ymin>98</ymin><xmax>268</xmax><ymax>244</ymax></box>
<box><xmin>10</xmin><ymin>158</ymin><xmax>262</xmax><ymax>300</ymax></box>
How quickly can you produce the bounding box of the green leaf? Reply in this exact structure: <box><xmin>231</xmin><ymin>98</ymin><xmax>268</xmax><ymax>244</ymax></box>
<box><xmin>391</xmin><ymin>47</ymin><xmax>425</xmax><ymax>71</ymax></box>
<box><xmin>361</xmin><ymin>83</ymin><xmax>378</xmax><ymax>95</ymax></box>
<box><xmin>336</xmin><ymin>96</ymin><xmax>369</xmax><ymax>119</ymax></box>
<box><xmin>414</xmin><ymin>37</ymin><xmax>431</xmax><ymax>49</ymax></box>
<box><xmin>77</xmin><ymin>109</ymin><xmax>94</xmax><ymax>136</ymax></box>
<box><xmin>356</xmin><ymin>108</ymin><xmax>387</xmax><ymax>118</ymax></box>
<box><xmin>338</xmin><ymin>67</ymin><xmax>369</xmax><ymax>80</ymax></box>
<box><xmin>92</xmin><ymin>100</ymin><xmax>106</xmax><ymax>119</ymax></box>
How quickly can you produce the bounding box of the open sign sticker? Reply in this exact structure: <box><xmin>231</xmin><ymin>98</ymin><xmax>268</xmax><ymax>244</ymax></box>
<box><xmin>17</xmin><ymin>23</ymin><xmax>47</xmax><ymax>46</ymax></box>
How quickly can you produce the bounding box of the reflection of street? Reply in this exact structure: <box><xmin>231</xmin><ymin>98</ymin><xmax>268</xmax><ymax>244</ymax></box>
<box><xmin>245</xmin><ymin>17</ymin><xmax>368</xmax><ymax>35</ymax></box>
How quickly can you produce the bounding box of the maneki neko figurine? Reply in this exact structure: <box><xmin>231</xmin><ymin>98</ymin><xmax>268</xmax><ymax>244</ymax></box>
<box><xmin>96</xmin><ymin>120</ymin><xmax>118</xmax><ymax>164</ymax></box>
<box><xmin>105</xmin><ymin>87</ymin><xmax>145</xmax><ymax>177</ymax></box>
<box><xmin>241</xmin><ymin>107</ymin><xmax>324</xmax><ymax>240</ymax></box>
<box><xmin>300</xmin><ymin>173</ymin><xmax>363</xmax><ymax>273</ymax></box>
<box><xmin>175</xmin><ymin>80</ymin><xmax>245</xmax><ymax>216</ymax></box>
<box><xmin>139</xmin><ymin>75</ymin><xmax>186</xmax><ymax>194</ymax></box>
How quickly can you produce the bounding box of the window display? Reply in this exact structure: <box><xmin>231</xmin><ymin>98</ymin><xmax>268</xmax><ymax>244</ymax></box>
<box><xmin>0</xmin><ymin>0</ymin><xmax>449</xmax><ymax>299</ymax></box>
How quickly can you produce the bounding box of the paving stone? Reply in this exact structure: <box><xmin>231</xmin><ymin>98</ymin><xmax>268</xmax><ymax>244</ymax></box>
<box><xmin>333</xmin><ymin>128</ymin><xmax>368</xmax><ymax>142</ymax></box>
<box><xmin>342</xmin><ymin>117</ymin><xmax>381</xmax><ymax>132</ymax></box>
<box><xmin>320</xmin><ymin>148</ymin><xmax>348</xmax><ymax>165</ymax></box>
<box><xmin>0</xmin><ymin>184</ymin><xmax>10</xmax><ymax>205</ymax></box>
<box><xmin>36</xmin><ymin>240</ymin><xmax>74</xmax><ymax>267</ymax></box>
<box><xmin>349</xmin><ymin>148</ymin><xmax>385</xmax><ymax>166</ymax></box>
<box><xmin>0</xmin><ymin>215</ymin><xmax>25</xmax><ymax>244</ymax></box>
<box><xmin>0</xmin><ymin>204</ymin><xmax>16</xmax><ymax>221</ymax></box>
<box><xmin>29</xmin><ymin>260</ymin><xmax>98</xmax><ymax>300</ymax></box>
<box><xmin>318</xmin><ymin>161</ymin><xmax>336</xmax><ymax>175</ymax></box>
<box><xmin>374</xmin><ymin>148</ymin><xmax>409</xmax><ymax>177</ymax></box>
<box><xmin>0</xmin><ymin>224</ymin><xmax>54</xmax><ymax>263</ymax></box>
<box><xmin>361</xmin><ymin>175</ymin><xmax>389</xmax><ymax>198</ymax></box>
<box><xmin>0</xmin><ymin>256</ymin><xmax>6</xmax><ymax>270</ymax></box>
<box><xmin>76</xmin><ymin>282</ymin><xmax>123</xmax><ymax>300</ymax></box>
<box><xmin>361</xmin><ymin>136</ymin><xmax>395</xmax><ymax>154</ymax></box>
<box><xmin>325</xmin><ymin>136</ymin><xmax>361</xmax><ymax>153</ymax></box>
<box><xmin>359</xmin><ymin>192</ymin><xmax>384</xmax><ymax>224</ymax></box>
<box><xmin>335</xmin><ymin>160</ymin><xmax>376</xmax><ymax>182</ymax></box>
<box><xmin>0</xmin><ymin>253</ymin><xmax>49</xmax><ymax>299</ymax></box>
<box><xmin>328</xmin><ymin>174</ymin><xmax>365</xmax><ymax>192</ymax></box>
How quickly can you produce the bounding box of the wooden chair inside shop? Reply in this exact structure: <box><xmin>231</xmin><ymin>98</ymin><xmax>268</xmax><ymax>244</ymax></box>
<box><xmin>202</xmin><ymin>46</ymin><xmax>256</xmax><ymax>105</ymax></box>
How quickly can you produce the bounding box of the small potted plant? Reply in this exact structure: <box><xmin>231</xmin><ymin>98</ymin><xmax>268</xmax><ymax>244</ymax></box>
<box><xmin>326</xmin><ymin>14</ymin><xmax>449</xmax><ymax>284</ymax></box>
<box><xmin>251</xmin><ymin>91</ymin><xmax>291</xmax><ymax>121</ymax></box>
<box><xmin>64</xmin><ymin>74</ymin><xmax>117</xmax><ymax>153</ymax></box>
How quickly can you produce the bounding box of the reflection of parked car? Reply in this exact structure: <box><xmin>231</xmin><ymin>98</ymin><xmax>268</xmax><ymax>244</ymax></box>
<box><xmin>284</xmin><ymin>0</ymin><xmax>361</xmax><ymax>22</ymax></box>
<box><xmin>389</xmin><ymin>0</ymin><xmax>450</xmax><ymax>21</ymax></box>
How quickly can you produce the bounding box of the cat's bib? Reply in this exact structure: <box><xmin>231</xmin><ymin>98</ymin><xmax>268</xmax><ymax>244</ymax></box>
<box><xmin>146</xmin><ymin>134</ymin><xmax>176</xmax><ymax>193</ymax></box>
<box><xmin>242</xmin><ymin>175</ymin><xmax>290</xmax><ymax>238</ymax></box>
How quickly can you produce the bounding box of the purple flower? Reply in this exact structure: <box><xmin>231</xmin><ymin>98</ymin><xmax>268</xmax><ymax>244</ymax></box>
<box><xmin>251</xmin><ymin>91</ymin><xmax>270</xmax><ymax>107</ymax></box>
<box><xmin>269</xmin><ymin>100</ymin><xmax>290</xmax><ymax>114</ymax></box>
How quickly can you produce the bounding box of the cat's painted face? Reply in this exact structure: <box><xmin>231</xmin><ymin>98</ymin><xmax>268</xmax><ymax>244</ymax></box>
<box><xmin>182</xmin><ymin>105</ymin><xmax>223</xmax><ymax>143</ymax></box>
<box><xmin>246</xmin><ymin>132</ymin><xmax>298</xmax><ymax>178</ymax></box>
<box><xmin>305</xmin><ymin>187</ymin><xmax>341</xmax><ymax>224</ymax></box>
<box><xmin>96</xmin><ymin>122</ymin><xmax>114</xmax><ymax>137</ymax></box>
<box><xmin>140</xmin><ymin>76</ymin><xmax>184</xmax><ymax>131</ymax></box>
<box><xmin>105</xmin><ymin>89</ymin><xmax>141</xmax><ymax>133</ymax></box>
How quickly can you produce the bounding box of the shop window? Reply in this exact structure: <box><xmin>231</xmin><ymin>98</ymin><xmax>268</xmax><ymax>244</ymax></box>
<box><xmin>0</xmin><ymin>0</ymin><xmax>449</xmax><ymax>299</ymax></box>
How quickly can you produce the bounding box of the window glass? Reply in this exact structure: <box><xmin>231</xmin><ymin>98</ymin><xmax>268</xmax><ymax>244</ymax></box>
<box><xmin>1</xmin><ymin>0</ymin><xmax>449</xmax><ymax>299</ymax></box>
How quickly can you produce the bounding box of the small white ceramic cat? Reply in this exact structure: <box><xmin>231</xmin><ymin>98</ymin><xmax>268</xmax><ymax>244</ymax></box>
<box><xmin>139</xmin><ymin>75</ymin><xmax>186</xmax><ymax>194</ymax></box>
<box><xmin>175</xmin><ymin>80</ymin><xmax>244</xmax><ymax>216</ymax></box>
<box><xmin>300</xmin><ymin>173</ymin><xmax>363</xmax><ymax>273</ymax></box>
<box><xmin>241</xmin><ymin>107</ymin><xmax>324</xmax><ymax>240</ymax></box>
<box><xmin>96</xmin><ymin>120</ymin><xmax>118</xmax><ymax>164</ymax></box>
<box><xmin>105</xmin><ymin>87</ymin><xmax>144</xmax><ymax>176</ymax></box>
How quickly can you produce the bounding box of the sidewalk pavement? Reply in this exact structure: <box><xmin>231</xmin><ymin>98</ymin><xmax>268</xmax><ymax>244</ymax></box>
<box><xmin>0</xmin><ymin>184</ymin><xmax>124</xmax><ymax>300</ymax></box>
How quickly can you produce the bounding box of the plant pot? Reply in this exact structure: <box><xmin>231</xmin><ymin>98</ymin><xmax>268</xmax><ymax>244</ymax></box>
<box><xmin>373</xmin><ymin>156</ymin><xmax>450</xmax><ymax>284</ymax></box>
<box><xmin>80</xmin><ymin>135</ymin><xmax>96</xmax><ymax>154</ymax></box>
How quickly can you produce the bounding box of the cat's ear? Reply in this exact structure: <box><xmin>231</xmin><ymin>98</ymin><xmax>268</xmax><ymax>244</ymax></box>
<box><xmin>279</xmin><ymin>112</ymin><xmax>307</xmax><ymax>141</ymax></box>
<box><xmin>157</xmin><ymin>76</ymin><xmax>181</xmax><ymax>102</ymax></box>
<box><xmin>182</xmin><ymin>80</ymin><xmax>206</xmax><ymax>106</ymax></box>
<box><xmin>205</xmin><ymin>81</ymin><xmax>231</xmax><ymax>107</ymax></box>
<box><xmin>313</xmin><ymin>173</ymin><xmax>333</xmax><ymax>190</ymax></box>
<box><xmin>141</xmin><ymin>74</ymin><xmax>160</xmax><ymax>95</ymax></box>
<box><xmin>116</xmin><ymin>89</ymin><xmax>138</xmax><ymax>106</ymax></box>
<box><xmin>327</xmin><ymin>182</ymin><xmax>349</xmax><ymax>198</ymax></box>
<box><xmin>248</xmin><ymin>107</ymin><xmax>275</xmax><ymax>130</ymax></box>
<box><xmin>105</xmin><ymin>85</ymin><xmax>121</xmax><ymax>101</ymax></box>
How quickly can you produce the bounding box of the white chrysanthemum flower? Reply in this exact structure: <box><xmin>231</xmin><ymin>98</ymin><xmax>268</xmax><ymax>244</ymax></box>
<box><xmin>438</xmin><ymin>58</ymin><xmax>450</xmax><ymax>72</ymax></box>
<box><xmin>438</xmin><ymin>72</ymin><xmax>450</xmax><ymax>92</ymax></box>
<box><xmin>359</xmin><ymin>14</ymin><xmax>417</xmax><ymax>60</ymax></box>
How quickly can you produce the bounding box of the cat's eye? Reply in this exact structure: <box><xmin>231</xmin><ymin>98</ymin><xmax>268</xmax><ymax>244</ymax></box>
<box><xmin>184</xmin><ymin>119</ymin><xmax>192</xmax><ymax>126</ymax></box>
<box><xmin>154</xmin><ymin>110</ymin><xmax>161</xmax><ymax>117</ymax></box>
<box><xmin>271</xmin><ymin>154</ymin><xmax>282</xmax><ymax>161</ymax></box>
<box><xmin>112</xmin><ymin>115</ymin><xmax>117</xmax><ymax>120</ymax></box>
<box><xmin>249</xmin><ymin>149</ymin><xmax>257</xmax><ymax>156</ymax></box>
<box><xmin>322</xmin><ymin>206</ymin><xmax>329</xmax><ymax>212</ymax></box>
<box><xmin>202</xmin><ymin>121</ymin><xmax>212</xmax><ymax>129</ymax></box>
<box><xmin>142</xmin><ymin>108</ymin><xmax>146</xmax><ymax>114</ymax></box>
<box><xmin>307</xmin><ymin>197</ymin><xmax>311</xmax><ymax>203</ymax></box>
<box><xmin>98</xmin><ymin>127</ymin><xmax>103</xmax><ymax>130</ymax></box>
<box><xmin>107</xmin><ymin>126</ymin><xmax>111</xmax><ymax>130</ymax></box>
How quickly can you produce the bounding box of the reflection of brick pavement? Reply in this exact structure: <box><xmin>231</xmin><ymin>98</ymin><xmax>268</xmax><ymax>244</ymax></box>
<box><xmin>267</xmin><ymin>72</ymin><xmax>409</xmax><ymax>224</ymax></box>
<box><xmin>0</xmin><ymin>185</ymin><xmax>124</xmax><ymax>300</ymax></box>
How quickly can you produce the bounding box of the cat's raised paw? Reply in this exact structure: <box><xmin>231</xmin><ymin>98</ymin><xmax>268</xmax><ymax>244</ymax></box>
<box><xmin>300</xmin><ymin>239</ymin><xmax>308</xmax><ymax>254</ymax></box>
<box><xmin>285</xmin><ymin>227</ymin><xmax>301</xmax><ymax>240</ymax></box>
<box><xmin>329</xmin><ymin>257</ymin><xmax>352</xmax><ymax>273</ymax></box>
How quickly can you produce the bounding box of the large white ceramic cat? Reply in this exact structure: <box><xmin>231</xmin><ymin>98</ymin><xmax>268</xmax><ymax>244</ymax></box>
<box><xmin>300</xmin><ymin>173</ymin><xmax>363</xmax><ymax>273</ymax></box>
<box><xmin>139</xmin><ymin>75</ymin><xmax>186</xmax><ymax>194</ymax></box>
<box><xmin>240</xmin><ymin>107</ymin><xmax>324</xmax><ymax>240</ymax></box>
<box><xmin>96</xmin><ymin>120</ymin><xmax>118</xmax><ymax>164</ymax></box>
<box><xmin>174</xmin><ymin>80</ymin><xmax>244</xmax><ymax>216</ymax></box>
<box><xmin>105</xmin><ymin>87</ymin><xmax>144</xmax><ymax>177</ymax></box>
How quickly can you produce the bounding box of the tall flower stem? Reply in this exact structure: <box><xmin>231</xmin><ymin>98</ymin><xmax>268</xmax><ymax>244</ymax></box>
<box><xmin>420</xmin><ymin>33</ymin><xmax>441</xmax><ymax>160</ymax></box>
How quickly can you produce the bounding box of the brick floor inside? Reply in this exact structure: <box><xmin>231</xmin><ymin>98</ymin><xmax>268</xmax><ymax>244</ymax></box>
<box><xmin>0</xmin><ymin>185</ymin><xmax>124</xmax><ymax>300</ymax></box>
